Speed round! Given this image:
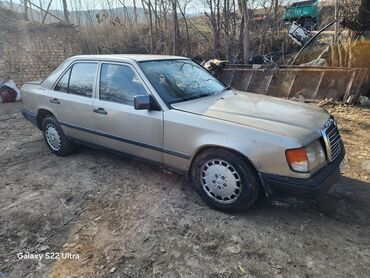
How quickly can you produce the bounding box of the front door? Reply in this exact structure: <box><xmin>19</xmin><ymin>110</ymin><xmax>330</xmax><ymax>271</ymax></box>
<box><xmin>93</xmin><ymin>62</ymin><xmax>163</xmax><ymax>164</ymax></box>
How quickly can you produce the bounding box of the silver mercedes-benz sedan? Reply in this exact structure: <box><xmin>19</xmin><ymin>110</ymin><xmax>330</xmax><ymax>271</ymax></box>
<box><xmin>21</xmin><ymin>54</ymin><xmax>345</xmax><ymax>212</ymax></box>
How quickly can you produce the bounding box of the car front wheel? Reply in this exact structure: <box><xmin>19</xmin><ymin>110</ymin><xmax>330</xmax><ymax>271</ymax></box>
<box><xmin>42</xmin><ymin>116</ymin><xmax>75</xmax><ymax>156</ymax></box>
<box><xmin>191</xmin><ymin>148</ymin><xmax>260</xmax><ymax>212</ymax></box>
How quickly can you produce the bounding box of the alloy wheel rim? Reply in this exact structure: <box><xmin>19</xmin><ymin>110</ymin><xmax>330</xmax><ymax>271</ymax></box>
<box><xmin>45</xmin><ymin>123</ymin><xmax>61</xmax><ymax>151</ymax></box>
<box><xmin>201</xmin><ymin>159</ymin><xmax>242</xmax><ymax>204</ymax></box>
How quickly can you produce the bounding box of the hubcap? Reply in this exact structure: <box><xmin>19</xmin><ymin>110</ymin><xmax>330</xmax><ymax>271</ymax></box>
<box><xmin>45</xmin><ymin>123</ymin><xmax>61</xmax><ymax>151</ymax></box>
<box><xmin>201</xmin><ymin>159</ymin><xmax>242</xmax><ymax>204</ymax></box>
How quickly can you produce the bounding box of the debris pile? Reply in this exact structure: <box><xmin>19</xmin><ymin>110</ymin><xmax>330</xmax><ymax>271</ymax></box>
<box><xmin>0</xmin><ymin>80</ymin><xmax>21</xmax><ymax>103</ymax></box>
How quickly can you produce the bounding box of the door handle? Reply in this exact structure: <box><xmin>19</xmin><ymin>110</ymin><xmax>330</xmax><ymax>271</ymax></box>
<box><xmin>93</xmin><ymin>107</ymin><xmax>108</xmax><ymax>115</ymax></box>
<box><xmin>50</xmin><ymin>98</ymin><xmax>60</xmax><ymax>104</ymax></box>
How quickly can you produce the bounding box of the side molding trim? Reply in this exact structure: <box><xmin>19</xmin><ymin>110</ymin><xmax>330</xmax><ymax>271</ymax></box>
<box><xmin>59</xmin><ymin>121</ymin><xmax>191</xmax><ymax>159</ymax></box>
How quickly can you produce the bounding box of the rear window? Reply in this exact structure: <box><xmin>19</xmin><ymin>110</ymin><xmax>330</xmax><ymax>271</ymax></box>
<box><xmin>43</xmin><ymin>58</ymin><xmax>72</xmax><ymax>89</ymax></box>
<box><xmin>69</xmin><ymin>63</ymin><xmax>97</xmax><ymax>97</ymax></box>
<box><xmin>53</xmin><ymin>62</ymin><xmax>97</xmax><ymax>97</ymax></box>
<box><xmin>54</xmin><ymin>68</ymin><xmax>70</xmax><ymax>93</ymax></box>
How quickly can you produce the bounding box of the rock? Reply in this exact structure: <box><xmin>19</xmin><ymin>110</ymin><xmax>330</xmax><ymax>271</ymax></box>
<box><xmin>36</xmin><ymin>261</ymin><xmax>45</xmax><ymax>270</ymax></box>
<box><xmin>226</xmin><ymin>245</ymin><xmax>241</xmax><ymax>254</ymax></box>
<box><xmin>38</xmin><ymin>245</ymin><xmax>49</xmax><ymax>252</ymax></box>
<box><xmin>186</xmin><ymin>257</ymin><xmax>200</xmax><ymax>268</ymax></box>
<box><xmin>153</xmin><ymin>266</ymin><xmax>162</xmax><ymax>275</ymax></box>
<box><xmin>170</xmin><ymin>250</ymin><xmax>181</xmax><ymax>259</ymax></box>
<box><xmin>231</xmin><ymin>235</ymin><xmax>242</xmax><ymax>243</ymax></box>
<box><xmin>164</xmin><ymin>270</ymin><xmax>181</xmax><ymax>278</ymax></box>
<box><xmin>109</xmin><ymin>267</ymin><xmax>116</xmax><ymax>273</ymax></box>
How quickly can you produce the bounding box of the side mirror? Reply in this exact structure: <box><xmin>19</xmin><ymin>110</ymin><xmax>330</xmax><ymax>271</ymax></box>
<box><xmin>134</xmin><ymin>95</ymin><xmax>161</xmax><ymax>111</ymax></box>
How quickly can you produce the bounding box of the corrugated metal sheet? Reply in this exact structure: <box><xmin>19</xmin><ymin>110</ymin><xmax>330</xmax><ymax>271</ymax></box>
<box><xmin>218</xmin><ymin>65</ymin><xmax>367</xmax><ymax>104</ymax></box>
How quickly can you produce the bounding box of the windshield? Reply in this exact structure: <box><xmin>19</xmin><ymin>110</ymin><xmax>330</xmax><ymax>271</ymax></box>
<box><xmin>139</xmin><ymin>59</ymin><xmax>226</xmax><ymax>104</ymax></box>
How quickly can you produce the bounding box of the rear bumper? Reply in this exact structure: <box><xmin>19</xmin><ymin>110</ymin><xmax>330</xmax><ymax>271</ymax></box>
<box><xmin>21</xmin><ymin>108</ymin><xmax>38</xmax><ymax>128</ymax></box>
<box><xmin>259</xmin><ymin>143</ymin><xmax>345</xmax><ymax>198</ymax></box>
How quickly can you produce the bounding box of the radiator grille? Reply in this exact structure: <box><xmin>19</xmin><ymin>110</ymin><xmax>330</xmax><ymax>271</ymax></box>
<box><xmin>321</xmin><ymin>118</ymin><xmax>342</xmax><ymax>162</ymax></box>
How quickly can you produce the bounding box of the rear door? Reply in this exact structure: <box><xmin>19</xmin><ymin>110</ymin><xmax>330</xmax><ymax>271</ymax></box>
<box><xmin>50</xmin><ymin>61</ymin><xmax>98</xmax><ymax>143</ymax></box>
<box><xmin>92</xmin><ymin>62</ymin><xmax>163</xmax><ymax>164</ymax></box>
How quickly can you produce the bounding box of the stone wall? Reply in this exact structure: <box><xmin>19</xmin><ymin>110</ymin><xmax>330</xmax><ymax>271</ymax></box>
<box><xmin>0</xmin><ymin>22</ymin><xmax>81</xmax><ymax>86</ymax></box>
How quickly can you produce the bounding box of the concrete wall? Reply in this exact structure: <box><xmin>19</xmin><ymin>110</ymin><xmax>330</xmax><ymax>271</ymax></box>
<box><xmin>0</xmin><ymin>23</ymin><xmax>81</xmax><ymax>86</ymax></box>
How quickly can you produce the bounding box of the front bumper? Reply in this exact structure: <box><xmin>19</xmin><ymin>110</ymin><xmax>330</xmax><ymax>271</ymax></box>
<box><xmin>259</xmin><ymin>143</ymin><xmax>345</xmax><ymax>198</ymax></box>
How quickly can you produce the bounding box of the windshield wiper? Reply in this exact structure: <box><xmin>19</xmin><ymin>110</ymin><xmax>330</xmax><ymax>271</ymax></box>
<box><xmin>217</xmin><ymin>86</ymin><xmax>232</xmax><ymax>94</ymax></box>
<box><xmin>178</xmin><ymin>93</ymin><xmax>213</xmax><ymax>102</ymax></box>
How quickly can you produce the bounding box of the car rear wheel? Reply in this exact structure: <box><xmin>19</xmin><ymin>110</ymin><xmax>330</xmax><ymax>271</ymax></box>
<box><xmin>191</xmin><ymin>148</ymin><xmax>260</xmax><ymax>212</ymax></box>
<box><xmin>42</xmin><ymin>116</ymin><xmax>75</xmax><ymax>156</ymax></box>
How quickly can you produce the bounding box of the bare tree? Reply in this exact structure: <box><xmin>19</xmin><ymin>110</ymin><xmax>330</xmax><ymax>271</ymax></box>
<box><xmin>359</xmin><ymin>0</ymin><xmax>370</xmax><ymax>31</ymax></box>
<box><xmin>23</xmin><ymin>0</ymin><xmax>29</xmax><ymax>21</ymax></box>
<box><xmin>204</xmin><ymin>0</ymin><xmax>222</xmax><ymax>57</ymax></box>
<box><xmin>133</xmin><ymin>0</ymin><xmax>138</xmax><ymax>23</ymax></box>
<box><xmin>172</xmin><ymin>0</ymin><xmax>180</xmax><ymax>54</ymax></box>
<box><xmin>29</xmin><ymin>0</ymin><xmax>34</xmax><ymax>21</ymax></box>
<box><xmin>240</xmin><ymin>0</ymin><xmax>250</xmax><ymax>63</ymax></box>
<box><xmin>42</xmin><ymin>0</ymin><xmax>54</xmax><ymax>24</ymax></box>
<box><xmin>63</xmin><ymin>0</ymin><xmax>291</xmax><ymax>62</ymax></box>
<box><xmin>221</xmin><ymin>0</ymin><xmax>239</xmax><ymax>60</ymax></box>
<box><xmin>141</xmin><ymin>0</ymin><xmax>155</xmax><ymax>53</ymax></box>
<box><xmin>178</xmin><ymin>0</ymin><xmax>192</xmax><ymax>56</ymax></box>
<box><xmin>61</xmin><ymin>0</ymin><xmax>70</xmax><ymax>24</ymax></box>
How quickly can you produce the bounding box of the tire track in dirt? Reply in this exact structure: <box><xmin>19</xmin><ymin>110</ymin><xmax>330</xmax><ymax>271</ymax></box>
<box><xmin>1</xmin><ymin>102</ymin><xmax>370</xmax><ymax>277</ymax></box>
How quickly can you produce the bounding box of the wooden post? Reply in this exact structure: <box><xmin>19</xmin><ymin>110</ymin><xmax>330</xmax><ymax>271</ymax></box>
<box><xmin>265</xmin><ymin>72</ymin><xmax>275</xmax><ymax>95</ymax></box>
<box><xmin>245</xmin><ymin>71</ymin><xmax>254</xmax><ymax>92</ymax></box>
<box><xmin>313</xmin><ymin>71</ymin><xmax>325</xmax><ymax>100</ymax></box>
<box><xmin>287</xmin><ymin>74</ymin><xmax>297</xmax><ymax>98</ymax></box>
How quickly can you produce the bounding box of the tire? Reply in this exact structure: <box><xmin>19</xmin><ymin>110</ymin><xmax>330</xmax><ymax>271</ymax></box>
<box><xmin>42</xmin><ymin>116</ymin><xmax>75</xmax><ymax>156</ymax></box>
<box><xmin>191</xmin><ymin>148</ymin><xmax>261</xmax><ymax>212</ymax></box>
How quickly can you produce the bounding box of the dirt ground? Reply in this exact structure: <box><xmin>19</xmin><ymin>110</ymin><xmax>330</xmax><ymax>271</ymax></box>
<box><xmin>0</xmin><ymin>101</ymin><xmax>369</xmax><ymax>278</ymax></box>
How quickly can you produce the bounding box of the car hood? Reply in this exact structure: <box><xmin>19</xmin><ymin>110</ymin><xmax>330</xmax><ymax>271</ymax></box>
<box><xmin>171</xmin><ymin>90</ymin><xmax>330</xmax><ymax>143</ymax></box>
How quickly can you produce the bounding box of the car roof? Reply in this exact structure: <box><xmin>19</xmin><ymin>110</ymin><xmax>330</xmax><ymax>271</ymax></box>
<box><xmin>69</xmin><ymin>54</ymin><xmax>189</xmax><ymax>62</ymax></box>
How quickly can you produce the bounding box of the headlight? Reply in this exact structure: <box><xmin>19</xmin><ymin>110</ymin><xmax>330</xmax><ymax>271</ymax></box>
<box><xmin>286</xmin><ymin>140</ymin><xmax>326</xmax><ymax>173</ymax></box>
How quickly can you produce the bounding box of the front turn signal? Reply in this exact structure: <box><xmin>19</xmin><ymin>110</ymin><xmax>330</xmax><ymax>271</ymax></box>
<box><xmin>286</xmin><ymin>147</ymin><xmax>309</xmax><ymax>172</ymax></box>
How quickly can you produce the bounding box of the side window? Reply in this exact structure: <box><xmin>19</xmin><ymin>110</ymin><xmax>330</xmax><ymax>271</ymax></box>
<box><xmin>99</xmin><ymin>64</ymin><xmax>148</xmax><ymax>105</ymax></box>
<box><xmin>54</xmin><ymin>68</ymin><xmax>71</xmax><ymax>93</ymax></box>
<box><xmin>69</xmin><ymin>63</ymin><xmax>97</xmax><ymax>97</ymax></box>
